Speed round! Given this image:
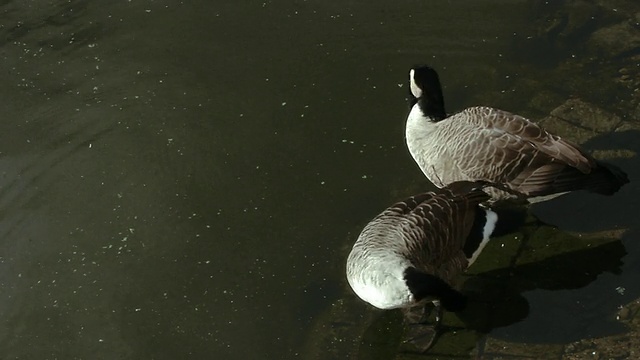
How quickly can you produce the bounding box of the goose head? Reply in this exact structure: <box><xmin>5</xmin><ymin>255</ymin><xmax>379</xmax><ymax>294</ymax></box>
<box><xmin>409</xmin><ymin>66</ymin><xmax>447</xmax><ymax>121</ymax></box>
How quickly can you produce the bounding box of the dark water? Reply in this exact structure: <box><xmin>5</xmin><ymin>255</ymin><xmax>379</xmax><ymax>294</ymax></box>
<box><xmin>1</xmin><ymin>1</ymin><xmax>638</xmax><ymax>359</ymax></box>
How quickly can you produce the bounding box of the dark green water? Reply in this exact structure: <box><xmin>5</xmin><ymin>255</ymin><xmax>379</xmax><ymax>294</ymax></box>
<box><xmin>1</xmin><ymin>1</ymin><xmax>638</xmax><ymax>359</ymax></box>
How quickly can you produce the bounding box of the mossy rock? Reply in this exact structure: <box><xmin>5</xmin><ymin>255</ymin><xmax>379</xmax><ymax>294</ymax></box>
<box><xmin>588</xmin><ymin>21</ymin><xmax>640</xmax><ymax>58</ymax></box>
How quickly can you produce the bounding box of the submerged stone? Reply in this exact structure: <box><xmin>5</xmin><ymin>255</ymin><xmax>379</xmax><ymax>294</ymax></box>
<box><xmin>538</xmin><ymin>98</ymin><xmax>623</xmax><ymax>144</ymax></box>
<box><xmin>588</xmin><ymin>21</ymin><xmax>640</xmax><ymax>58</ymax></box>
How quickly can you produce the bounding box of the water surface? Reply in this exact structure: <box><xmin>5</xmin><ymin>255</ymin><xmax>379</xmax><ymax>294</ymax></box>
<box><xmin>1</xmin><ymin>1</ymin><xmax>638</xmax><ymax>359</ymax></box>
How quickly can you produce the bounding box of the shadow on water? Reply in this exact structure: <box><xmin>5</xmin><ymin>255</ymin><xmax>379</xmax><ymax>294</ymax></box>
<box><xmin>351</xmin><ymin>225</ymin><xmax>628</xmax><ymax>360</ymax></box>
<box><xmin>533</xmin><ymin>129</ymin><xmax>640</xmax><ymax>232</ymax></box>
<box><xmin>335</xmin><ymin>225</ymin><xmax>626</xmax><ymax>360</ymax></box>
<box><xmin>467</xmin><ymin>129</ymin><xmax>639</xmax><ymax>346</ymax></box>
<box><xmin>341</xmin><ymin>128</ymin><xmax>640</xmax><ymax>359</ymax></box>
<box><xmin>461</xmin><ymin>239</ymin><xmax>626</xmax><ymax>335</ymax></box>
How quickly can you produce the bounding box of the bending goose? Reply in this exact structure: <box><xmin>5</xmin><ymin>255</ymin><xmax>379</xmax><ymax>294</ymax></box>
<box><xmin>346</xmin><ymin>181</ymin><xmax>498</xmax><ymax>351</ymax></box>
<box><xmin>406</xmin><ymin>65</ymin><xmax>629</xmax><ymax>203</ymax></box>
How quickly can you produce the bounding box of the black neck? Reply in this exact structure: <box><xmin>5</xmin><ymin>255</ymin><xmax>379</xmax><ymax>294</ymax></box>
<box><xmin>417</xmin><ymin>97</ymin><xmax>447</xmax><ymax>121</ymax></box>
<box><xmin>403</xmin><ymin>267</ymin><xmax>467</xmax><ymax>312</ymax></box>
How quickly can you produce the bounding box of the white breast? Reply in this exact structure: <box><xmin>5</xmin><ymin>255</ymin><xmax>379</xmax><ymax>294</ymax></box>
<box><xmin>405</xmin><ymin>105</ymin><xmax>457</xmax><ymax>187</ymax></box>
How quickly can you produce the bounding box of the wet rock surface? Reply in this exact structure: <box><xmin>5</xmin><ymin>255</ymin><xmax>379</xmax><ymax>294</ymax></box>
<box><xmin>539</xmin><ymin>98</ymin><xmax>623</xmax><ymax>144</ymax></box>
<box><xmin>307</xmin><ymin>1</ymin><xmax>640</xmax><ymax>358</ymax></box>
<box><xmin>475</xmin><ymin>299</ymin><xmax>640</xmax><ymax>360</ymax></box>
<box><xmin>462</xmin><ymin>2</ymin><xmax>640</xmax><ymax>358</ymax></box>
<box><xmin>588</xmin><ymin>18</ymin><xmax>640</xmax><ymax>58</ymax></box>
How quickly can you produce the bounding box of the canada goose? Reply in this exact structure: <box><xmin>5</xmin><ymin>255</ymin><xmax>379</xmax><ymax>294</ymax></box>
<box><xmin>406</xmin><ymin>65</ymin><xmax>629</xmax><ymax>203</ymax></box>
<box><xmin>346</xmin><ymin>181</ymin><xmax>498</xmax><ymax>351</ymax></box>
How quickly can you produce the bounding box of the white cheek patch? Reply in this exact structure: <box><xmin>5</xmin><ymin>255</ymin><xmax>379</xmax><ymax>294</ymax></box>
<box><xmin>409</xmin><ymin>69</ymin><xmax>422</xmax><ymax>99</ymax></box>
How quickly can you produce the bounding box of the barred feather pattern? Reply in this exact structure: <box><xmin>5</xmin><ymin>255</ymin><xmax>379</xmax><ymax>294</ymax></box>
<box><xmin>406</xmin><ymin>105</ymin><xmax>602</xmax><ymax>201</ymax></box>
<box><xmin>346</xmin><ymin>183</ymin><xmax>490</xmax><ymax>309</ymax></box>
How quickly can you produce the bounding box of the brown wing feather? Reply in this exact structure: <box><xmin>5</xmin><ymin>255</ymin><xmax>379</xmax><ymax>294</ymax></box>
<box><xmin>400</xmin><ymin>184</ymin><xmax>488</xmax><ymax>280</ymax></box>
<box><xmin>471</xmin><ymin>107</ymin><xmax>595</xmax><ymax>172</ymax></box>
<box><xmin>447</xmin><ymin>107</ymin><xmax>598</xmax><ymax>195</ymax></box>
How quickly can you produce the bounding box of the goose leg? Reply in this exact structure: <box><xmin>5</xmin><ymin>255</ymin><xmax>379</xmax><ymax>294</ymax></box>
<box><xmin>402</xmin><ymin>301</ymin><xmax>442</xmax><ymax>352</ymax></box>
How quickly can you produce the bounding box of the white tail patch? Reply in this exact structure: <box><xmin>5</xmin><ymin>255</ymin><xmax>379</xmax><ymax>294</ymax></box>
<box><xmin>409</xmin><ymin>69</ymin><xmax>422</xmax><ymax>99</ymax></box>
<box><xmin>467</xmin><ymin>209</ymin><xmax>498</xmax><ymax>266</ymax></box>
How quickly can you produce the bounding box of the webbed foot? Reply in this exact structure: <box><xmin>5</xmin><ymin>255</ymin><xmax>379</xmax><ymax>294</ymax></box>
<box><xmin>401</xmin><ymin>302</ymin><xmax>443</xmax><ymax>352</ymax></box>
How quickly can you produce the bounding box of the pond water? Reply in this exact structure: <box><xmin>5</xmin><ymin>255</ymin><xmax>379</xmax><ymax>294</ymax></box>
<box><xmin>1</xmin><ymin>1</ymin><xmax>638</xmax><ymax>359</ymax></box>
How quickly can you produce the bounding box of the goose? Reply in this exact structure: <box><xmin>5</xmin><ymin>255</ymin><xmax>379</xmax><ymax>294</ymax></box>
<box><xmin>346</xmin><ymin>181</ymin><xmax>498</xmax><ymax>351</ymax></box>
<box><xmin>406</xmin><ymin>65</ymin><xmax>629</xmax><ymax>203</ymax></box>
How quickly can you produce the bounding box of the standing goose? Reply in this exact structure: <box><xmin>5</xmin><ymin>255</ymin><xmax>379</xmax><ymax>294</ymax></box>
<box><xmin>406</xmin><ymin>65</ymin><xmax>629</xmax><ymax>203</ymax></box>
<box><xmin>346</xmin><ymin>181</ymin><xmax>498</xmax><ymax>351</ymax></box>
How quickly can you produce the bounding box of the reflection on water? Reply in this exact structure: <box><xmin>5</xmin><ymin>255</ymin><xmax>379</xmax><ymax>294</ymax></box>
<box><xmin>0</xmin><ymin>0</ymin><xmax>638</xmax><ymax>359</ymax></box>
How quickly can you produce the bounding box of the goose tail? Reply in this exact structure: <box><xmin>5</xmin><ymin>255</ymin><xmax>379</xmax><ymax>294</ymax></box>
<box><xmin>586</xmin><ymin>161</ymin><xmax>629</xmax><ymax>196</ymax></box>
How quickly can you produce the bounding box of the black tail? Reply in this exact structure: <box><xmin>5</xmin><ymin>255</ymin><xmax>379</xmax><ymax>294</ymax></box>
<box><xmin>527</xmin><ymin>161</ymin><xmax>629</xmax><ymax>197</ymax></box>
<box><xmin>588</xmin><ymin>161</ymin><xmax>629</xmax><ymax>195</ymax></box>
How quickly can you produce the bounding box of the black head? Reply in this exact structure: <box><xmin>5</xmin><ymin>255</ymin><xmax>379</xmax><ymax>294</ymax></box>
<box><xmin>404</xmin><ymin>267</ymin><xmax>467</xmax><ymax>312</ymax></box>
<box><xmin>409</xmin><ymin>65</ymin><xmax>447</xmax><ymax>121</ymax></box>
